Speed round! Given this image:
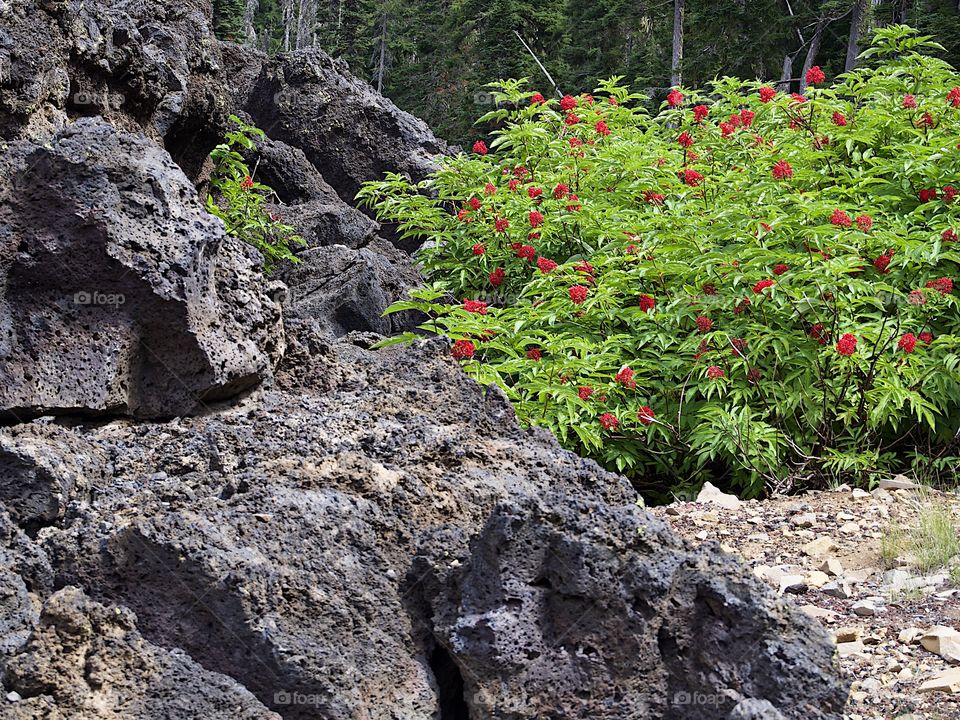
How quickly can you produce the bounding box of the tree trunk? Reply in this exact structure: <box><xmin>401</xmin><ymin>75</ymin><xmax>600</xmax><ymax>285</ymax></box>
<box><xmin>897</xmin><ymin>0</ymin><xmax>908</xmax><ymax>23</ymax></box>
<box><xmin>799</xmin><ymin>18</ymin><xmax>827</xmax><ymax>94</ymax></box>
<box><xmin>374</xmin><ymin>11</ymin><xmax>388</xmax><ymax>93</ymax></box>
<box><xmin>281</xmin><ymin>0</ymin><xmax>292</xmax><ymax>51</ymax></box>
<box><xmin>242</xmin><ymin>0</ymin><xmax>259</xmax><ymax>45</ymax></box>
<box><xmin>779</xmin><ymin>53</ymin><xmax>793</xmax><ymax>92</ymax></box>
<box><xmin>671</xmin><ymin>0</ymin><xmax>684</xmax><ymax>87</ymax></box>
<box><xmin>845</xmin><ymin>0</ymin><xmax>867</xmax><ymax>72</ymax></box>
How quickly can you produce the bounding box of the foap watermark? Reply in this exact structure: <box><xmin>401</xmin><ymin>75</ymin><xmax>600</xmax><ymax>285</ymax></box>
<box><xmin>273</xmin><ymin>690</ymin><xmax>323</xmax><ymax>707</ymax></box>
<box><xmin>672</xmin><ymin>690</ymin><xmax>727</xmax><ymax>706</ymax></box>
<box><xmin>74</xmin><ymin>291</ymin><xmax>125</xmax><ymax>307</ymax></box>
<box><xmin>473</xmin><ymin>90</ymin><xmax>499</xmax><ymax>106</ymax></box>
<box><xmin>71</xmin><ymin>90</ymin><xmax>125</xmax><ymax>111</ymax></box>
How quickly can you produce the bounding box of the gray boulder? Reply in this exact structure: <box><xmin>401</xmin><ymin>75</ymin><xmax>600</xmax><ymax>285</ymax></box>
<box><xmin>26</xmin><ymin>333</ymin><xmax>846</xmax><ymax>719</ymax></box>
<box><xmin>0</xmin><ymin>118</ymin><xmax>283</xmax><ymax>420</ymax></box>
<box><xmin>0</xmin><ymin>586</ymin><xmax>280</xmax><ymax>720</ymax></box>
<box><xmin>0</xmin><ymin>510</ymin><xmax>52</xmax><ymax>681</ymax></box>
<box><xmin>0</xmin><ymin>423</ymin><xmax>105</xmax><ymax>533</ymax></box>
<box><xmin>281</xmin><ymin>239</ymin><xmax>423</xmax><ymax>337</ymax></box>
<box><xmin>241</xmin><ymin>47</ymin><xmax>448</xmax><ymax>221</ymax></box>
<box><xmin>411</xmin><ymin>494</ymin><xmax>847</xmax><ymax>719</ymax></box>
<box><xmin>0</xmin><ymin>0</ymin><xmax>229</xmax><ymax>178</ymax></box>
<box><xmin>240</xmin><ymin>134</ymin><xmax>424</xmax><ymax>336</ymax></box>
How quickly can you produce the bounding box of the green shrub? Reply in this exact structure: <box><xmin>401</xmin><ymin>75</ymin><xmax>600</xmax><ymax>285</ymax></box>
<box><xmin>206</xmin><ymin>115</ymin><xmax>304</xmax><ymax>273</ymax></box>
<box><xmin>359</xmin><ymin>26</ymin><xmax>960</xmax><ymax>498</ymax></box>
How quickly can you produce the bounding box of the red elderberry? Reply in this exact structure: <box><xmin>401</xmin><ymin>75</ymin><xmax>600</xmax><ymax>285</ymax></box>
<box><xmin>681</xmin><ymin>168</ymin><xmax>704</xmax><ymax>186</ymax></box>
<box><xmin>667</xmin><ymin>89</ymin><xmax>684</xmax><ymax>107</ymax></box>
<box><xmin>489</xmin><ymin>267</ymin><xmax>505</xmax><ymax>286</ymax></box>
<box><xmin>568</xmin><ymin>285</ymin><xmax>589</xmax><ymax>304</ymax></box>
<box><xmin>771</xmin><ymin>161</ymin><xmax>793</xmax><ymax>180</ymax></box>
<box><xmin>637</xmin><ymin>406</ymin><xmax>656</xmax><ymax>425</ymax></box>
<box><xmin>836</xmin><ymin>333</ymin><xmax>857</xmax><ymax>356</ymax></box>
<box><xmin>451</xmin><ymin>339</ymin><xmax>475</xmax><ymax>359</ymax></box>
<box><xmin>805</xmin><ymin>66</ymin><xmax>825</xmax><ymax>85</ymax></box>
<box><xmin>873</xmin><ymin>253</ymin><xmax>892</xmax><ymax>273</ymax></box>
<box><xmin>516</xmin><ymin>245</ymin><xmax>536</xmax><ymax>262</ymax></box>
<box><xmin>758</xmin><ymin>86</ymin><xmax>776</xmax><ymax>103</ymax></box>
<box><xmin>706</xmin><ymin>365</ymin><xmax>725</xmax><ymax>380</ymax></box>
<box><xmin>809</xmin><ymin>324</ymin><xmax>829</xmax><ymax>345</ymax></box>
<box><xmin>696</xmin><ymin>316</ymin><xmax>713</xmax><ymax>333</ymax></box>
<box><xmin>472</xmin><ymin>140</ymin><xmax>488</xmax><ymax>155</ymax></box>
<box><xmin>526</xmin><ymin>347</ymin><xmax>542</xmax><ymax>361</ymax></box>
<box><xmin>599</xmin><ymin>413</ymin><xmax>619</xmax><ymax>430</ymax></box>
<box><xmin>925</xmin><ymin>277</ymin><xmax>953</xmax><ymax>294</ymax></box>
<box><xmin>773</xmin><ymin>264</ymin><xmax>788</xmax><ymax>276</ymax></box>
<box><xmin>639</xmin><ymin>294</ymin><xmax>656</xmax><ymax>312</ymax></box>
<box><xmin>752</xmin><ymin>279</ymin><xmax>776</xmax><ymax>294</ymax></box>
<box><xmin>615</xmin><ymin>366</ymin><xmax>637</xmax><ymax>388</ymax></box>
<box><xmin>537</xmin><ymin>257</ymin><xmax>558</xmax><ymax>274</ymax></box>
<box><xmin>897</xmin><ymin>333</ymin><xmax>917</xmax><ymax>353</ymax></box>
<box><xmin>472</xmin><ymin>243</ymin><xmax>486</xmax><ymax>256</ymax></box>
<box><xmin>463</xmin><ymin>299</ymin><xmax>488</xmax><ymax>315</ymax></box>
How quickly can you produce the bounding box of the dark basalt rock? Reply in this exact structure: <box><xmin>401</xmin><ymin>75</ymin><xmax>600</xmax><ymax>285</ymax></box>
<box><xmin>0</xmin><ymin>423</ymin><xmax>105</xmax><ymax>533</ymax></box>
<box><xmin>240</xmin><ymin>46</ymin><xmax>449</xmax><ymax>243</ymax></box>
<box><xmin>0</xmin><ymin>119</ymin><xmax>283</xmax><ymax>420</ymax></box>
<box><xmin>411</xmin><ymin>494</ymin><xmax>847</xmax><ymax>720</ymax></box>
<box><xmin>243</xmin><ymin>135</ymin><xmax>424</xmax><ymax>336</ymax></box>
<box><xmin>0</xmin><ymin>332</ymin><xmax>846</xmax><ymax>720</ymax></box>
<box><xmin>0</xmin><ymin>586</ymin><xmax>280</xmax><ymax>719</ymax></box>
<box><xmin>0</xmin><ymin>0</ymin><xmax>229</xmax><ymax>179</ymax></box>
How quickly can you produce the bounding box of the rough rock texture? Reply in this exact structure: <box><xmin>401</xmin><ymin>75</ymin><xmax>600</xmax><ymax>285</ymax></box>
<box><xmin>247</xmin><ymin>135</ymin><xmax>424</xmax><ymax>336</ymax></box>
<box><xmin>1</xmin><ymin>587</ymin><xmax>279</xmax><ymax>719</ymax></box>
<box><xmin>281</xmin><ymin>239</ymin><xmax>422</xmax><ymax>336</ymax></box>
<box><xmin>0</xmin><ymin>423</ymin><xmax>105</xmax><ymax>533</ymax></box>
<box><xmin>412</xmin><ymin>495</ymin><xmax>846</xmax><ymax>719</ymax></box>
<box><xmin>0</xmin><ymin>0</ymin><xmax>229</xmax><ymax>178</ymax></box>
<box><xmin>241</xmin><ymin>47</ymin><xmax>448</xmax><ymax>219</ymax></box>
<box><xmin>252</xmin><ymin>136</ymin><xmax>380</xmax><ymax>250</ymax></box>
<box><xmin>0</xmin><ymin>331</ymin><xmax>845</xmax><ymax>719</ymax></box>
<box><xmin>0</xmin><ymin>510</ymin><xmax>52</xmax><ymax>680</ymax></box>
<box><xmin>0</xmin><ymin>118</ymin><xmax>284</xmax><ymax>420</ymax></box>
<box><xmin>33</xmin><ymin>336</ymin><xmax>633</xmax><ymax>719</ymax></box>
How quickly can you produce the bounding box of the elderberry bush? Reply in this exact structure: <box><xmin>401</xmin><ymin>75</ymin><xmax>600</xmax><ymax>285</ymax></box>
<box><xmin>360</xmin><ymin>26</ymin><xmax>960</xmax><ymax>498</ymax></box>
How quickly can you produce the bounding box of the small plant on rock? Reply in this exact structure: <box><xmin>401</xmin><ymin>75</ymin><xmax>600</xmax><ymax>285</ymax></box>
<box><xmin>206</xmin><ymin>115</ymin><xmax>304</xmax><ymax>272</ymax></box>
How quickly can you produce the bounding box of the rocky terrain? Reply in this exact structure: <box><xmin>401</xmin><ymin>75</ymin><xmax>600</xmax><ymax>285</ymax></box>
<box><xmin>0</xmin><ymin>0</ymin><xmax>856</xmax><ymax>718</ymax></box>
<box><xmin>653</xmin><ymin>481</ymin><xmax>960</xmax><ymax>719</ymax></box>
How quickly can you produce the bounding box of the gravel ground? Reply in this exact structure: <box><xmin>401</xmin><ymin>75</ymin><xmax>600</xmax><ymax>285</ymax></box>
<box><xmin>647</xmin><ymin>482</ymin><xmax>960</xmax><ymax>719</ymax></box>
